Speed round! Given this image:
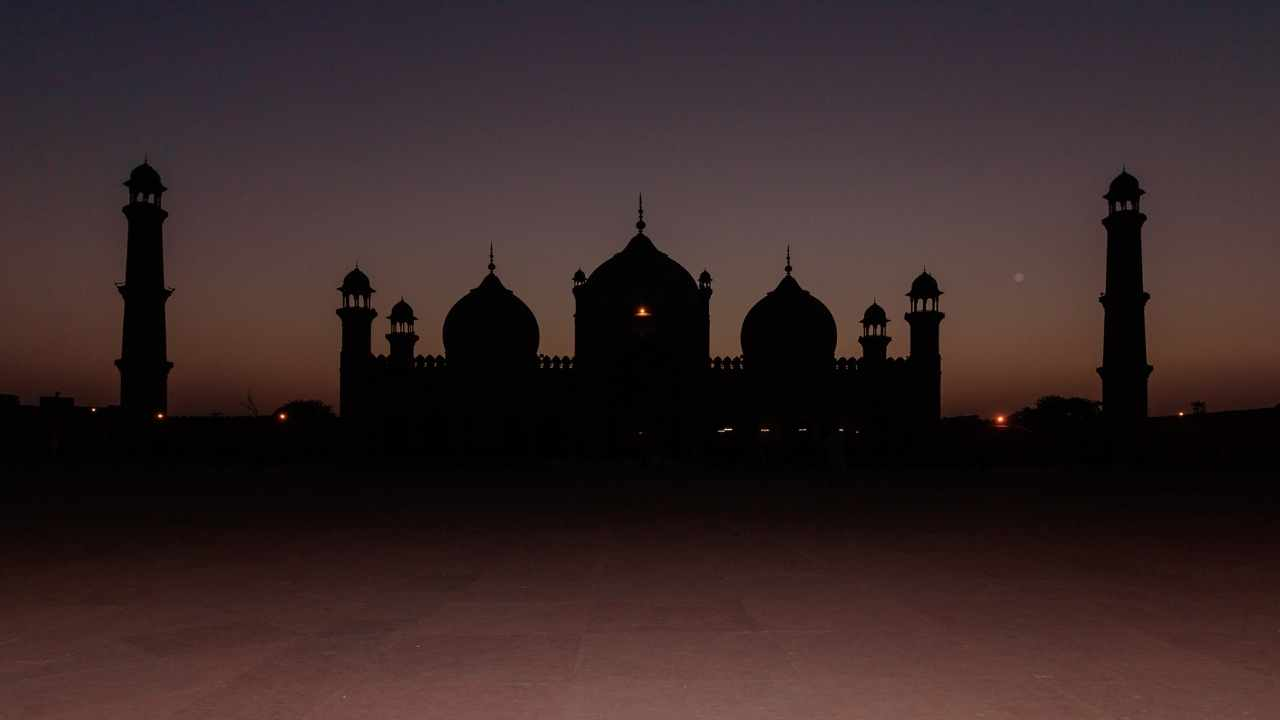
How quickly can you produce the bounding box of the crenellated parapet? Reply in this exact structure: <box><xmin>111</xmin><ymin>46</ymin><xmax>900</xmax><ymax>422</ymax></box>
<box><xmin>389</xmin><ymin>354</ymin><xmax>582</xmax><ymax>372</ymax></box>
<box><xmin>412</xmin><ymin>354</ymin><xmax>449</xmax><ymax>370</ymax></box>
<box><xmin>709</xmin><ymin>356</ymin><xmax>745</xmax><ymax>371</ymax></box>
<box><xmin>537</xmin><ymin>354</ymin><xmax>575</xmax><ymax>370</ymax></box>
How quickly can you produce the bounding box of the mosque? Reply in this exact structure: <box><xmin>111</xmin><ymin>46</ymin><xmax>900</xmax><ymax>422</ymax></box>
<box><xmin>335</xmin><ymin>201</ymin><xmax>945</xmax><ymax>456</ymax></box>
<box><xmin>108</xmin><ymin>161</ymin><xmax>1160</xmax><ymax>458</ymax></box>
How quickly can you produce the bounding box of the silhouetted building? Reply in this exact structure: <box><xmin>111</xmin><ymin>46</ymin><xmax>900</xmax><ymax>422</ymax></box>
<box><xmin>336</xmin><ymin>199</ymin><xmax>945</xmax><ymax>456</ymax></box>
<box><xmin>115</xmin><ymin>161</ymin><xmax>174</xmax><ymax>417</ymax></box>
<box><xmin>336</xmin><ymin>266</ymin><xmax>377</xmax><ymax>419</ymax></box>
<box><xmin>905</xmin><ymin>270</ymin><xmax>945</xmax><ymax>423</ymax></box>
<box><xmin>1098</xmin><ymin>169</ymin><xmax>1152</xmax><ymax>421</ymax></box>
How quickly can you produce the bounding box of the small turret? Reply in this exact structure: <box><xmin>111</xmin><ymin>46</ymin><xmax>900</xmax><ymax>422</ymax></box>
<box><xmin>858</xmin><ymin>300</ymin><xmax>891</xmax><ymax>365</ymax></box>
<box><xmin>386</xmin><ymin>297</ymin><xmax>419</xmax><ymax>370</ymax></box>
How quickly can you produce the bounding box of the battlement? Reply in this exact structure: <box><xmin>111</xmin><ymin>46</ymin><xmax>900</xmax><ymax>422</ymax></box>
<box><xmin>372</xmin><ymin>353</ymin><xmax>912</xmax><ymax>376</ymax></box>
<box><xmin>413</xmin><ymin>354</ymin><xmax>448</xmax><ymax>370</ymax></box>
<box><xmin>537</xmin><ymin>355</ymin><xmax>575</xmax><ymax>370</ymax></box>
<box><xmin>707</xmin><ymin>356</ymin><xmax>908</xmax><ymax>373</ymax></box>
<box><xmin>709</xmin><ymin>356</ymin><xmax>745</xmax><ymax>371</ymax></box>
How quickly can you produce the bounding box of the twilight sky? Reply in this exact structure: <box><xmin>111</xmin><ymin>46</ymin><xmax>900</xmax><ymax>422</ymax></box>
<box><xmin>1</xmin><ymin>1</ymin><xmax>1277</xmax><ymax>417</ymax></box>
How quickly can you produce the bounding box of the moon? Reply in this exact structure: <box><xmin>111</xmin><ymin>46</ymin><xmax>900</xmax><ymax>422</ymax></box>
<box><xmin>1014</xmin><ymin>272</ymin><xmax>1025</xmax><ymax>284</ymax></box>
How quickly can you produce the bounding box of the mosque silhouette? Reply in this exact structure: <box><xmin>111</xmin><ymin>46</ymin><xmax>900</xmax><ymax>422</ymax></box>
<box><xmin>110</xmin><ymin>161</ymin><xmax>1157</xmax><ymax>458</ymax></box>
<box><xmin>334</xmin><ymin>198</ymin><xmax>944</xmax><ymax>456</ymax></box>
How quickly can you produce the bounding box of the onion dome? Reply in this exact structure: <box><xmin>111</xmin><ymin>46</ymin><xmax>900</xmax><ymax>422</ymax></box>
<box><xmin>339</xmin><ymin>265</ymin><xmax>373</xmax><ymax>295</ymax></box>
<box><xmin>388</xmin><ymin>297</ymin><xmax>415</xmax><ymax>324</ymax></box>
<box><xmin>124</xmin><ymin>160</ymin><xmax>166</xmax><ymax>194</ymax></box>
<box><xmin>584</xmin><ymin>198</ymin><xmax>699</xmax><ymax>299</ymax></box>
<box><xmin>740</xmin><ymin>249</ymin><xmax>837</xmax><ymax>374</ymax></box>
<box><xmin>442</xmin><ymin>252</ymin><xmax>539</xmax><ymax>369</ymax></box>
<box><xmin>861</xmin><ymin>301</ymin><xmax>888</xmax><ymax>326</ymax></box>
<box><xmin>1104</xmin><ymin>168</ymin><xmax>1144</xmax><ymax>202</ymax></box>
<box><xmin>908</xmin><ymin>270</ymin><xmax>941</xmax><ymax>299</ymax></box>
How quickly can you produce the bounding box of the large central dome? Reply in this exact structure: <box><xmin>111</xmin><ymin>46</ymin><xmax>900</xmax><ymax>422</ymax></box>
<box><xmin>585</xmin><ymin>225</ymin><xmax>699</xmax><ymax>301</ymax></box>
<box><xmin>572</xmin><ymin>201</ymin><xmax>709</xmax><ymax>376</ymax></box>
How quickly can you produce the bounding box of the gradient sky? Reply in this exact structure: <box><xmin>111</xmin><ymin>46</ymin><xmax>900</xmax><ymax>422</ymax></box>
<box><xmin>2</xmin><ymin>1</ymin><xmax>1277</xmax><ymax>417</ymax></box>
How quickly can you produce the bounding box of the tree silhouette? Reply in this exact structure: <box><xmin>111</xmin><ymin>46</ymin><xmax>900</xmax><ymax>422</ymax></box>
<box><xmin>274</xmin><ymin>399</ymin><xmax>335</xmax><ymax>424</ymax></box>
<box><xmin>1010</xmin><ymin>395</ymin><xmax>1101</xmax><ymax>433</ymax></box>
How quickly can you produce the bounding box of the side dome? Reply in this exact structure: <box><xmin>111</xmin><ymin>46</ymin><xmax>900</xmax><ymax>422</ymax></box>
<box><xmin>443</xmin><ymin>269</ymin><xmax>539</xmax><ymax>369</ymax></box>
<box><xmin>861</xmin><ymin>301</ymin><xmax>888</xmax><ymax>326</ymax></box>
<box><xmin>740</xmin><ymin>268</ymin><xmax>837</xmax><ymax>374</ymax></box>
<box><xmin>340</xmin><ymin>266</ymin><xmax>373</xmax><ymax>295</ymax></box>
<box><xmin>908</xmin><ymin>270</ymin><xmax>941</xmax><ymax>299</ymax></box>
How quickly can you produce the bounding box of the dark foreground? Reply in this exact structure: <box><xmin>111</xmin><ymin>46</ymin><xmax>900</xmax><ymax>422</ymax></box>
<box><xmin>2</xmin><ymin>469</ymin><xmax>1278</xmax><ymax>719</ymax></box>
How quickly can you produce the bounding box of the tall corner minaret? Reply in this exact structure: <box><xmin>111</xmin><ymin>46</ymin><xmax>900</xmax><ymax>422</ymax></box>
<box><xmin>336</xmin><ymin>266</ymin><xmax>376</xmax><ymax>418</ymax></box>
<box><xmin>1097</xmin><ymin>169</ymin><xmax>1152</xmax><ymax>421</ymax></box>
<box><xmin>115</xmin><ymin>160</ymin><xmax>174</xmax><ymax>417</ymax></box>
<box><xmin>905</xmin><ymin>271</ymin><xmax>944</xmax><ymax>421</ymax></box>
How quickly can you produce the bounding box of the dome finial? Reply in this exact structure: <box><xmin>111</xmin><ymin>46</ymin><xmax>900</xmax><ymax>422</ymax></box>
<box><xmin>636</xmin><ymin>193</ymin><xmax>646</xmax><ymax>232</ymax></box>
<box><xmin>785</xmin><ymin>245</ymin><xmax>792</xmax><ymax>275</ymax></box>
<box><xmin>488</xmin><ymin>243</ymin><xmax>495</xmax><ymax>274</ymax></box>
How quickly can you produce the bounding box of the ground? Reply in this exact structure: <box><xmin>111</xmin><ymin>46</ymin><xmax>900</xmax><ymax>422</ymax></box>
<box><xmin>1</xmin><ymin>473</ymin><xmax>1278</xmax><ymax>719</ymax></box>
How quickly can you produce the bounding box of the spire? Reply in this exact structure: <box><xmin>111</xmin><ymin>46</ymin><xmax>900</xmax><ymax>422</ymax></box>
<box><xmin>785</xmin><ymin>245</ymin><xmax>792</xmax><ymax>275</ymax></box>
<box><xmin>488</xmin><ymin>243</ymin><xmax>495</xmax><ymax>274</ymax></box>
<box><xmin>636</xmin><ymin>193</ymin><xmax>646</xmax><ymax>232</ymax></box>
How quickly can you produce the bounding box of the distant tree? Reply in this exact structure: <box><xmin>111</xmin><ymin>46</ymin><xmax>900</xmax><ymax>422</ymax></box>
<box><xmin>1010</xmin><ymin>395</ymin><xmax>1101</xmax><ymax>433</ymax></box>
<box><xmin>1190</xmin><ymin>400</ymin><xmax>1207</xmax><ymax>416</ymax></box>
<box><xmin>273</xmin><ymin>399</ymin><xmax>335</xmax><ymax>424</ymax></box>
<box><xmin>242</xmin><ymin>391</ymin><xmax>260</xmax><ymax>417</ymax></box>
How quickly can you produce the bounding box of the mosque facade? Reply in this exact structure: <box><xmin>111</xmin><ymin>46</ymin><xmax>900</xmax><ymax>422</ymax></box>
<box><xmin>336</xmin><ymin>201</ymin><xmax>945</xmax><ymax>456</ymax></box>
